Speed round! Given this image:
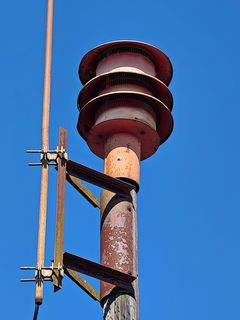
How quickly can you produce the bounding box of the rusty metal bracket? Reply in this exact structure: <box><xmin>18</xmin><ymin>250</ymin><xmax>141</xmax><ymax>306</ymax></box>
<box><xmin>63</xmin><ymin>252</ymin><xmax>136</xmax><ymax>291</ymax></box>
<box><xmin>66</xmin><ymin>173</ymin><xmax>100</xmax><ymax>208</ymax></box>
<box><xmin>64</xmin><ymin>267</ymin><xmax>100</xmax><ymax>301</ymax></box>
<box><xmin>66</xmin><ymin>160</ymin><xmax>136</xmax><ymax>196</ymax></box>
<box><xmin>27</xmin><ymin>151</ymin><xmax>135</xmax><ymax>196</ymax></box>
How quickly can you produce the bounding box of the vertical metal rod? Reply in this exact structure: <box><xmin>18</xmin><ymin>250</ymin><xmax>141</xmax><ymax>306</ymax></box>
<box><xmin>35</xmin><ymin>0</ymin><xmax>54</xmax><ymax>305</ymax></box>
<box><xmin>53</xmin><ymin>128</ymin><xmax>67</xmax><ymax>290</ymax></box>
<box><xmin>101</xmin><ymin>133</ymin><xmax>140</xmax><ymax>319</ymax></box>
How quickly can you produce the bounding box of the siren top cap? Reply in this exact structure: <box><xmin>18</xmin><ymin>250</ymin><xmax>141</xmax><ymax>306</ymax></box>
<box><xmin>79</xmin><ymin>40</ymin><xmax>173</xmax><ymax>86</ymax></box>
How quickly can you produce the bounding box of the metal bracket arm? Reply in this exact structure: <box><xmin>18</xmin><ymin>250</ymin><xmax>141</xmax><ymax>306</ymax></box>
<box><xmin>66</xmin><ymin>173</ymin><xmax>100</xmax><ymax>208</ymax></box>
<box><xmin>66</xmin><ymin>160</ymin><xmax>136</xmax><ymax>196</ymax></box>
<box><xmin>64</xmin><ymin>268</ymin><xmax>100</xmax><ymax>302</ymax></box>
<box><xmin>63</xmin><ymin>252</ymin><xmax>136</xmax><ymax>291</ymax></box>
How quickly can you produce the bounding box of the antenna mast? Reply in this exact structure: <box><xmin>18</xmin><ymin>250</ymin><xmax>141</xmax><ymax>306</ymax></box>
<box><xmin>35</xmin><ymin>0</ymin><xmax>54</xmax><ymax>305</ymax></box>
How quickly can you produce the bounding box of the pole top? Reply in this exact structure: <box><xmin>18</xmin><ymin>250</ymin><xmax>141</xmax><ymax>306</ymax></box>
<box><xmin>77</xmin><ymin>40</ymin><xmax>174</xmax><ymax>160</ymax></box>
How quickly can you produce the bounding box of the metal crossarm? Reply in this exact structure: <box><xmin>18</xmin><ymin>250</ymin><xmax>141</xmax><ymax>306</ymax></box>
<box><xmin>63</xmin><ymin>252</ymin><xmax>136</xmax><ymax>291</ymax></box>
<box><xmin>66</xmin><ymin>160</ymin><xmax>136</xmax><ymax>196</ymax></box>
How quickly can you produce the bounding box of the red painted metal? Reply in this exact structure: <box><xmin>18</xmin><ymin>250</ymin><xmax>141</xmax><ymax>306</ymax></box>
<box><xmin>79</xmin><ymin>40</ymin><xmax>173</xmax><ymax>85</ymax></box>
<box><xmin>77</xmin><ymin>91</ymin><xmax>173</xmax><ymax>160</ymax></box>
<box><xmin>78</xmin><ymin>71</ymin><xmax>173</xmax><ymax>111</ymax></box>
<box><xmin>96</xmin><ymin>50</ymin><xmax>156</xmax><ymax>77</ymax></box>
<box><xmin>104</xmin><ymin>133</ymin><xmax>141</xmax><ymax>188</ymax></box>
<box><xmin>77</xmin><ymin>40</ymin><xmax>174</xmax><ymax>319</ymax></box>
<box><xmin>77</xmin><ymin>41</ymin><xmax>173</xmax><ymax>162</ymax></box>
<box><xmin>100</xmin><ymin>190</ymin><xmax>136</xmax><ymax>299</ymax></box>
<box><xmin>100</xmin><ymin>133</ymin><xmax>140</xmax><ymax>303</ymax></box>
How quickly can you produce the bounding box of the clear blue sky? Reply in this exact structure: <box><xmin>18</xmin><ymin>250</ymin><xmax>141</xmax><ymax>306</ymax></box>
<box><xmin>1</xmin><ymin>0</ymin><xmax>240</xmax><ymax>319</ymax></box>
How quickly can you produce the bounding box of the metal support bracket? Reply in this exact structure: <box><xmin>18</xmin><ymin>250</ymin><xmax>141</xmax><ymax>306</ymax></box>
<box><xmin>25</xmin><ymin>130</ymin><xmax>137</xmax><ymax>309</ymax></box>
<box><xmin>66</xmin><ymin>173</ymin><xmax>100</xmax><ymax>208</ymax></box>
<box><xmin>20</xmin><ymin>263</ymin><xmax>64</xmax><ymax>283</ymax></box>
<box><xmin>66</xmin><ymin>160</ymin><xmax>136</xmax><ymax>196</ymax></box>
<box><xmin>64</xmin><ymin>267</ymin><xmax>100</xmax><ymax>302</ymax></box>
<box><xmin>27</xmin><ymin>147</ymin><xmax>68</xmax><ymax>167</ymax></box>
<box><xmin>63</xmin><ymin>252</ymin><xmax>136</xmax><ymax>292</ymax></box>
<box><xmin>53</xmin><ymin>128</ymin><xmax>67</xmax><ymax>291</ymax></box>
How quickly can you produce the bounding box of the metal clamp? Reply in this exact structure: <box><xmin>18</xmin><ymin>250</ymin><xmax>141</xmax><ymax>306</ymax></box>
<box><xmin>27</xmin><ymin>147</ymin><xmax>68</xmax><ymax>167</ymax></box>
<box><xmin>20</xmin><ymin>263</ymin><xmax>64</xmax><ymax>283</ymax></box>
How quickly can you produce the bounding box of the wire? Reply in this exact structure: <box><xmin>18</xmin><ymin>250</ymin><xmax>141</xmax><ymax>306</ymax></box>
<box><xmin>33</xmin><ymin>304</ymin><xmax>39</xmax><ymax>320</ymax></box>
